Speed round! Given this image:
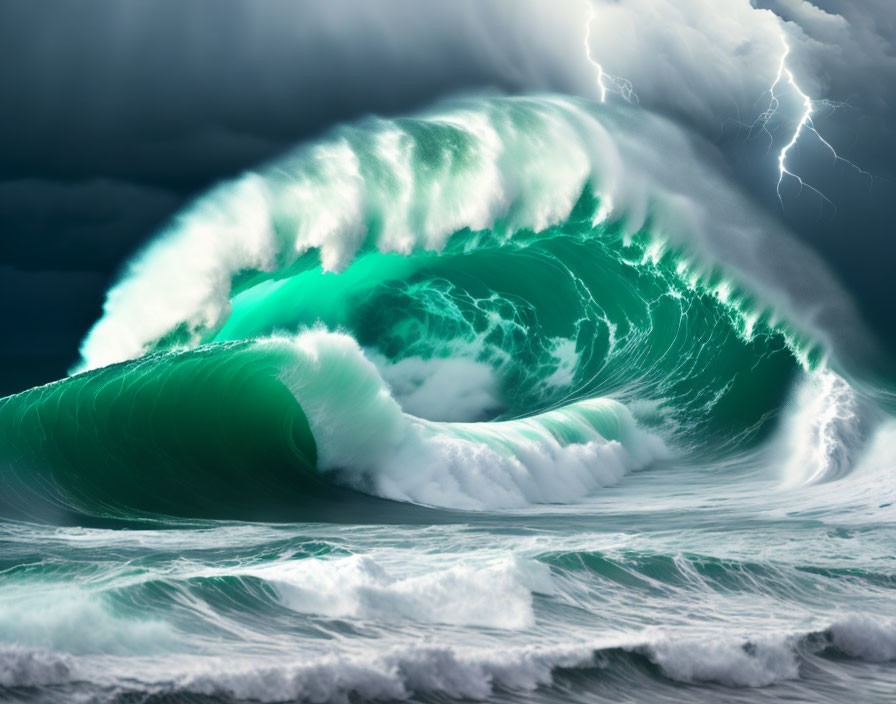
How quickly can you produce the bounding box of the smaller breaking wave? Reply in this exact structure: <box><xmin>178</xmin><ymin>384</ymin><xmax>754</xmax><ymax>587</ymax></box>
<box><xmin>4</xmin><ymin>617</ymin><xmax>895</xmax><ymax>702</ymax></box>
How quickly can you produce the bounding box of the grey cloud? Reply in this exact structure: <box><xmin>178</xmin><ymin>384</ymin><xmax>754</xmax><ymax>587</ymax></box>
<box><xmin>0</xmin><ymin>179</ymin><xmax>180</xmax><ymax>271</ymax></box>
<box><xmin>0</xmin><ymin>0</ymin><xmax>599</xmax><ymax>188</ymax></box>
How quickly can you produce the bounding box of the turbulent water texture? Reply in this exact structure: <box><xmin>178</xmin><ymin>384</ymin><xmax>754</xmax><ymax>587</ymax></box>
<box><xmin>1</xmin><ymin>96</ymin><xmax>894</xmax><ymax>703</ymax></box>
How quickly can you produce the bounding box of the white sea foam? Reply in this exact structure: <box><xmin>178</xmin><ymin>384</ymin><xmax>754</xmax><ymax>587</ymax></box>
<box><xmin>773</xmin><ymin>417</ymin><xmax>896</xmax><ymax>523</ymax></box>
<box><xmin>640</xmin><ymin>617</ymin><xmax>896</xmax><ymax>689</ymax></box>
<box><xmin>177</xmin><ymin>645</ymin><xmax>594</xmax><ymax>703</ymax></box>
<box><xmin>368</xmin><ymin>352</ymin><xmax>502</xmax><ymax>422</ymax></box>
<box><xmin>0</xmin><ymin>645</ymin><xmax>73</xmax><ymax>688</ymax></box>
<box><xmin>250</xmin><ymin>553</ymin><xmax>553</xmax><ymax>629</ymax></box>
<box><xmin>266</xmin><ymin>330</ymin><xmax>666</xmax><ymax>509</ymax></box>
<box><xmin>777</xmin><ymin>367</ymin><xmax>866</xmax><ymax>487</ymax></box>
<box><xmin>828</xmin><ymin>614</ymin><xmax>896</xmax><ymax>662</ymax></box>
<box><xmin>0</xmin><ymin>585</ymin><xmax>177</xmax><ymax>656</ymax></box>
<box><xmin>640</xmin><ymin>634</ymin><xmax>799</xmax><ymax>687</ymax></box>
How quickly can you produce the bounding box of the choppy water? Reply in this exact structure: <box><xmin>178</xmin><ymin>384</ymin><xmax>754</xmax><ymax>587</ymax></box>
<box><xmin>1</xmin><ymin>96</ymin><xmax>894</xmax><ymax>703</ymax></box>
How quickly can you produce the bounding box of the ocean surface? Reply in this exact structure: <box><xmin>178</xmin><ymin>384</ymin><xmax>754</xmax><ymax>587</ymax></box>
<box><xmin>1</xmin><ymin>96</ymin><xmax>895</xmax><ymax>703</ymax></box>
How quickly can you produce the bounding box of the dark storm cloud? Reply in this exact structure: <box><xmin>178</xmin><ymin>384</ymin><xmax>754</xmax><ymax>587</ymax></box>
<box><xmin>759</xmin><ymin>0</ymin><xmax>896</xmax><ymax>358</ymax></box>
<box><xmin>0</xmin><ymin>180</ymin><xmax>180</xmax><ymax>271</ymax></box>
<box><xmin>1</xmin><ymin>0</ymin><xmax>895</xmax><ymax>393</ymax></box>
<box><xmin>0</xmin><ymin>180</ymin><xmax>180</xmax><ymax>393</ymax></box>
<box><xmin>0</xmin><ymin>266</ymin><xmax>106</xmax><ymax>396</ymax></box>
<box><xmin>0</xmin><ymin>0</ymin><xmax>595</xmax><ymax>189</ymax></box>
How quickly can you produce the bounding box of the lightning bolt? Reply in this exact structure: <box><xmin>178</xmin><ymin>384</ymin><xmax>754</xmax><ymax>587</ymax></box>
<box><xmin>583</xmin><ymin>1</ymin><xmax>637</xmax><ymax>104</ymax></box>
<box><xmin>753</xmin><ymin>32</ymin><xmax>870</xmax><ymax>209</ymax></box>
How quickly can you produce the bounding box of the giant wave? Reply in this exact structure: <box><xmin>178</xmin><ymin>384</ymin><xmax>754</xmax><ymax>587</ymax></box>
<box><xmin>0</xmin><ymin>95</ymin><xmax>888</xmax><ymax>521</ymax></box>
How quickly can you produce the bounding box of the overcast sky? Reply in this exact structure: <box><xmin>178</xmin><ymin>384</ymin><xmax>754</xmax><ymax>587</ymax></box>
<box><xmin>1</xmin><ymin>0</ymin><xmax>894</xmax><ymax>395</ymax></box>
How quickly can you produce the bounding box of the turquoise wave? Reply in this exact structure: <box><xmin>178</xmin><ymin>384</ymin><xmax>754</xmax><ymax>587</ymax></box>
<box><xmin>0</xmin><ymin>95</ymin><xmax>875</xmax><ymax>520</ymax></box>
